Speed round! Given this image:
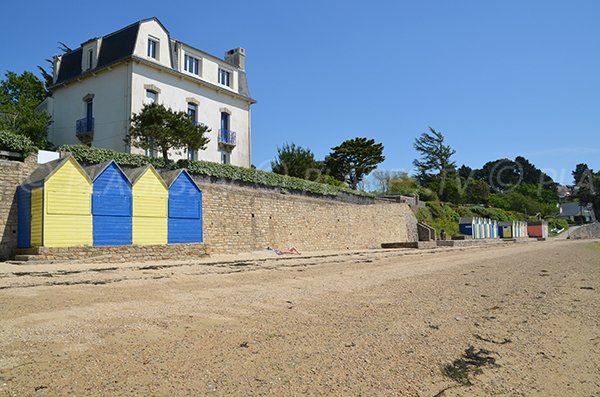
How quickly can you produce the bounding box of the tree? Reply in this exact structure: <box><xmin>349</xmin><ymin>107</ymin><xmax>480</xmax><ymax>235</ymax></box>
<box><xmin>413</xmin><ymin>127</ymin><xmax>456</xmax><ymax>185</ymax></box>
<box><xmin>466</xmin><ymin>179</ymin><xmax>490</xmax><ymax>205</ymax></box>
<box><xmin>457</xmin><ymin>164</ymin><xmax>473</xmax><ymax>180</ymax></box>
<box><xmin>271</xmin><ymin>143</ymin><xmax>319</xmax><ymax>180</ymax></box>
<box><xmin>0</xmin><ymin>71</ymin><xmax>51</xmax><ymax>148</ymax></box>
<box><xmin>388</xmin><ymin>172</ymin><xmax>419</xmax><ymax>195</ymax></box>
<box><xmin>126</xmin><ymin>103</ymin><xmax>210</xmax><ymax>162</ymax></box>
<box><xmin>324</xmin><ymin>137</ymin><xmax>385</xmax><ymax>189</ymax></box>
<box><xmin>572</xmin><ymin>163</ymin><xmax>591</xmax><ymax>186</ymax></box>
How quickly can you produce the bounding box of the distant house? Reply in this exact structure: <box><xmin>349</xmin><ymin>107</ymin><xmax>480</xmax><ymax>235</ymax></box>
<box><xmin>41</xmin><ymin>17</ymin><xmax>255</xmax><ymax>167</ymax></box>
<box><xmin>557</xmin><ymin>202</ymin><xmax>597</xmax><ymax>223</ymax></box>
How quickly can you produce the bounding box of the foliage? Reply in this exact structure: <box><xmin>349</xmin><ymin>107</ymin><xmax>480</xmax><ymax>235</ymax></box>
<box><xmin>0</xmin><ymin>71</ymin><xmax>51</xmax><ymax>148</ymax></box>
<box><xmin>126</xmin><ymin>103</ymin><xmax>210</xmax><ymax>161</ymax></box>
<box><xmin>466</xmin><ymin>179</ymin><xmax>490</xmax><ymax>205</ymax></box>
<box><xmin>324</xmin><ymin>137</ymin><xmax>385</xmax><ymax>189</ymax></box>
<box><xmin>417</xmin><ymin>200</ymin><xmax>528</xmax><ymax>237</ymax></box>
<box><xmin>271</xmin><ymin>143</ymin><xmax>320</xmax><ymax>180</ymax></box>
<box><xmin>59</xmin><ymin>144</ymin><xmax>373</xmax><ymax>198</ymax></box>
<box><xmin>0</xmin><ymin>129</ymin><xmax>35</xmax><ymax>157</ymax></box>
<box><xmin>388</xmin><ymin>172</ymin><xmax>419</xmax><ymax>195</ymax></box>
<box><xmin>59</xmin><ymin>144</ymin><xmax>175</xmax><ymax>169</ymax></box>
<box><xmin>413</xmin><ymin>127</ymin><xmax>456</xmax><ymax>185</ymax></box>
<box><xmin>371</xmin><ymin>170</ymin><xmax>418</xmax><ymax>195</ymax></box>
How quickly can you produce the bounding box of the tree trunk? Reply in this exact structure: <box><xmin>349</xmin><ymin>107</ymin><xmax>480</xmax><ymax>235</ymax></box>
<box><xmin>162</xmin><ymin>146</ymin><xmax>169</xmax><ymax>162</ymax></box>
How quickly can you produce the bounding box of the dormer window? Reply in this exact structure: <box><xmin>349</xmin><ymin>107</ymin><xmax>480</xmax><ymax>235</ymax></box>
<box><xmin>218</xmin><ymin>68</ymin><xmax>231</xmax><ymax>87</ymax></box>
<box><xmin>184</xmin><ymin>54</ymin><xmax>200</xmax><ymax>75</ymax></box>
<box><xmin>147</xmin><ymin>37</ymin><xmax>158</xmax><ymax>59</ymax></box>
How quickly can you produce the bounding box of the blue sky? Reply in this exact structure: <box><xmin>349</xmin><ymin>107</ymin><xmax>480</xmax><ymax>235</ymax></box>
<box><xmin>2</xmin><ymin>0</ymin><xmax>599</xmax><ymax>184</ymax></box>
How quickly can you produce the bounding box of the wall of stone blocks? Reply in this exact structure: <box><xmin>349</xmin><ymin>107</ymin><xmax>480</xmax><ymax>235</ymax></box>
<box><xmin>0</xmin><ymin>155</ymin><xmax>418</xmax><ymax>260</ymax></box>
<box><xmin>0</xmin><ymin>155</ymin><xmax>38</xmax><ymax>260</ymax></box>
<box><xmin>196</xmin><ymin>181</ymin><xmax>418</xmax><ymax>254</ymax></box>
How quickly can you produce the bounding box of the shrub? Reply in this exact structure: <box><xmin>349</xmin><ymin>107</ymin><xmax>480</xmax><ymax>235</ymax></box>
<box><xmin>59</xmin><ymin>144</ymin><xmax>175</xmax><ymax>169</ymax></box>
<box><xmin>0</xmin><ymin>129</ymin><xmax>35</xmax><ymax>157</ymax></box>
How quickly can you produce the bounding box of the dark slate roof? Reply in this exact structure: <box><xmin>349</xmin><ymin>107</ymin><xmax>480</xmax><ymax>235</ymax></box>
<box><xmin>122</xmin><ymin>166</ymin><xmax>151</xmax><ymax>185</ymax></box>
<box><xmin>498</xmin><ymin>221</ymin><xmax>514</xmax><ymax>226</ymax></box>
<box><xmin>96</xmin><ymin>22</ymin><xmax>140</xmax><ymax>68</ymax></box>
<box><xmin>83</xmin><ymin>160</ymin><xmax>128</xmax><ymax>182</ymax></box>
<box><xmin>558</xmin><ymin>202</ymin><xmax>595</xmax><ymax>217</ymax></box>
<box><xmin>56</xmin><ymin>48</ymin><xmax>83</xmax><ymax>84</ymax></box>
<box><xmin>159</xmin><ymin>169</ymin><xmax>199</xmax><ymax>189</ymax></box>
<box><xmin>22</xmin><ymin>156</ymin><xmax>70</xmax><ymax>186</ymax></box>
<box><xmin>158</xmin><ymin>169</ymin><xmax>183</xmax><ymax>188</ymax></box>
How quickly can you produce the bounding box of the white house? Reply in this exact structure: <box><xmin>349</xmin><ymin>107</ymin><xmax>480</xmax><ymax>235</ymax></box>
<box><xmin>43</xmin><ymin>17</ymin><xmax>255</xmax><ymax>167</ymax></box>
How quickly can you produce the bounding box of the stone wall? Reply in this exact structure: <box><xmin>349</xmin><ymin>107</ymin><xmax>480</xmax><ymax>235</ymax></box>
<box><xmin>0</xmin><ymin>155</ymin><xmax>418</xmax><ymax>260</ymax></box>
<box><xmin>570</xmin><ymin>222</ymin><xmax>600</xmax><ymax>240</ymax></box>
<box><xmin>0</xmin><ymin>155</ymin><xmax>38</xmax><ymax>260</ymax></box>
<box><xmin>197</xmin><ymin>181</ymin><xmax>418</xmax><ymax>254</ymax></box>
<box><xmin>17</xmin><ymin>243</ymin><xmax>207</xmax><ymax>263</ymax></box>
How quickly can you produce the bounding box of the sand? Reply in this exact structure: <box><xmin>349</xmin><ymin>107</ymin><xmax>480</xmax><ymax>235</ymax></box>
<box><xmin>0</xmin><ymin>239</ymin><xmax>599</xmax><ymax>396</ymax></box>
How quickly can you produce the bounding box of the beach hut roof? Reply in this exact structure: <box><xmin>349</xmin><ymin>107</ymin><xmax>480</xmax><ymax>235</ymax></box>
<box><xmin>22</xmin><ymin>155</ymin><xmax>90</xmax><ymax>187</ymax></box>
<box><xmin>498</xmin><ymin>221</ymin><xmax>513</xmax><ymax>226</ymax></box>
<box><xmin>122</xmin><ymin>165</ymin><xmax>167</xmax><ymax>187</ymax></box>
<box><xmin>159</xmin><ymin>169</ymin><xmax>200</xmax><ymax>189</ymax></box>
<box><xmin>83</xmin><ymin>160</ymin><xmax>127</xmax><ymax>182</ymax></box>
<box><xmin>459</xmin><ymin>217</ymin><xmax>475</xmax><ymax>224</ymax></box>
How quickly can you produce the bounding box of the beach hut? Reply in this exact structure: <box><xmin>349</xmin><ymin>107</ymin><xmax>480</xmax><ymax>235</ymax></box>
<box><xmin>17</xmin><ymin>156</ymin><xmax>92</xmax><ymax>247</ymax></box>
<box><xmin>161</xmin><ymin>169</ymin><xmax>203</xmax><ymax>244</ymax></box>
<box><xmin>528</xmin><ymin>221</ymin><xmax>548</xmax><ymax>238</ymax></box>
<box><xmin>124</xmin><ymin>165</ymin><xmax>168</xmax><ymax>245</ymax></box>
<box><xmin>498</xmin><ymin>221</ymin><xmax>513</xmax><ymax>238</ymax></box>
<box><xmin>85</xmin><ymin>161</ymin><xmax>132</xmax><ymax>246</ymax></box>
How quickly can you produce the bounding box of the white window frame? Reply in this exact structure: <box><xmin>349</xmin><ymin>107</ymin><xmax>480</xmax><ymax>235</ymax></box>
<box><xmin>218</xmin><ymin>68</ymin><xmax>232</xmax><ymax>87</ymax></box>
<box><xmin>147</xmin><ymin>37</ymin><xmax>159</xmax><ymax>60</ymax></box>
<box><xmin>184</xmin><ymin>54</ymin><xmax>200</xmax><ymax>75</ymax></box>
<box><xmin>145</xmin><ymin>89</ymin><xmax>158</xmax><ymax>105</ymax></box>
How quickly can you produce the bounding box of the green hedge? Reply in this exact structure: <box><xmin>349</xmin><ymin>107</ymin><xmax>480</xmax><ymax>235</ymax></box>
<box><xmin>0</xmin><ymin>130</ymin><xmax>35</xmax><ymax>157</ymax></box>
<box><xmin>59</xmin><ymin>144</ymin><xmax>174</xmax><ymax>169</ymax></box>
<box><xmin>59</xmin><ymin>144</ymin><xmax>373</xmax><ymax>198</ymax></box>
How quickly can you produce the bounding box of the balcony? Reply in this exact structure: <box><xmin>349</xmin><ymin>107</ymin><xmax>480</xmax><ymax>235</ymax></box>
<box><xmin>76</xmin><ymin>117</ymin><xmax>94</xmax><ymax>145</ymax></box>
<box><xmin>218</xmin><ymin>129</ymin><xmax>236</xmax><ymax>149</ymax></box>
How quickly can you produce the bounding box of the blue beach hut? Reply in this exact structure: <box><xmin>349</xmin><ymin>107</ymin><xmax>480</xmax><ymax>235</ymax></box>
<box><xmin>161</xmin><ymin>169</ymin><xmax>203</xmax><ymax>244</ymax></box>
<box><xmin>85</xmin><ymin>161</ymin><xmax>132</xmax><ymax>246</ymax></box>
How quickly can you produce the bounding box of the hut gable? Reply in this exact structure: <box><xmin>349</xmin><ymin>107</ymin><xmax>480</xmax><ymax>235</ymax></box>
<box><xmin>88</xmin><ymin>161</ymin><xmax>133</xmax><ymax>246</ymax></box>
<box><xmin>164</xmin><ymin>170</ymin><xmax>202</xmax><ymax>244</ymax></box>
<box><xmin>125</xmin><ymin>166</ymin><xmax>168</xmax><ymax>245</ymax></box>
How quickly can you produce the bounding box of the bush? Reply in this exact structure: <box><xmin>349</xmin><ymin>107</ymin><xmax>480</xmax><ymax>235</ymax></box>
<box><xmin>59</xmin><ymin>144</ymin><xmax>373</xmax><ymax>198</ymax></box>
<box><xmin>59</xmin><ymin>144</ymin><xmax>175</xmax><ymax>169</ymax></box>
<box><xmin>0</xmin><ymin>130</ymin><xmax>35</xmax><ymax>157</ymax></box>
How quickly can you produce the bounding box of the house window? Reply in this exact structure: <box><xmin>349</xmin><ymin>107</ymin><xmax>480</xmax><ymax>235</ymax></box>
<box><xmin>184</xmin><ymin>54</ymin><xmax>199</xmax><ymax>75</ymax></box>
<box><xmin>145</xmin><ymin>90</ymin><xmax>157</xmax><ymax>105</ymax></box>
<box><xmin>221</xmin><ymin>152</ymin><xmax>230</xmax><ymax>164</ymax></box>
<box><xmin>147</xmin><ymin>38</ymin><xmax>158</xmax><ymax>59</ymax></box>
<box><xmin>87</xmin><ymin>49</ymin><xmax>93</xmax><ymax>70</ymax></box>
<box><xmin>187</xmin><ymin>103</ymin><xmax>197</xmax><ymax>124</ymax></box>
<box><xmin>218</xmin><ymin>68</ymin><xmax>231</xmax><ymax>87</ymax></box>
<box><xmin>187</xmin><ymin>103</ymin><xmax>198</xmax><ymax>160</ymax></box>
<box><xmin>220</xmin><ymin>111</ymin><xmax>230</xmax><ymax>131</ymax></box>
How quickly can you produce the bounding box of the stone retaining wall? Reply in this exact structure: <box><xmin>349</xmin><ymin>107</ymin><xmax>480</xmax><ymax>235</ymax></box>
<box><xmin>197</xmin><ymin>182</ymin><xmax>418</xmax><ymax>254</ymax></box>
<box><xmin>0</xmin><ymin>155</ymin><xmax>38</xmax><ymax>260</ymax></box>
<box><xmin>16</xmin><ymin>243</ymin><xmax>207</xmax><ymax>263</ymax></box>
<box><xmin>570</xmin><ymin>222</ymin><xmax>600</xmax><ymax>239</ymax></box>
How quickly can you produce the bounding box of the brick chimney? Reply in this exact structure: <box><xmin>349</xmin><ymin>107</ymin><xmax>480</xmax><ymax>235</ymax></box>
<box><xmin>225</xmin><ymin>47</ymin><xmax>245</xmax><ymax>70</ymax></box>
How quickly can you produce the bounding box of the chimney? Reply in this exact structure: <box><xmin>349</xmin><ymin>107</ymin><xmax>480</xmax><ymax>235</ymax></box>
<box><xmin>225</xmin><ymin>47</ymin><xmax>245</xmax><ymax>70</ymax></box>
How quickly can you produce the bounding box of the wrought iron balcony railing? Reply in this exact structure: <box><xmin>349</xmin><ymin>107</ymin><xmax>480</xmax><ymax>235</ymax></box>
<box><xmin>218</xmin><ymin>129</ymin><xmax>236</xmax><ymax>147</ymax></box>
<box><xmin>76</xmin><ymin>117</ymin><xmax>94</xmax><ymax>135</ymax></box>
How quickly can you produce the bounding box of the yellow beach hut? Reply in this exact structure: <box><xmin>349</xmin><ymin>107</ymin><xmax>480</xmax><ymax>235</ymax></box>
<box><xmin>18</xmin><ymin>156</ymin><xmax>92</xmax><ymax>247</ymax></box>
<box><xmin>124</xmin><ymin>165</ymin><xmax>168</xmax><ymax>245</ymax></box>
